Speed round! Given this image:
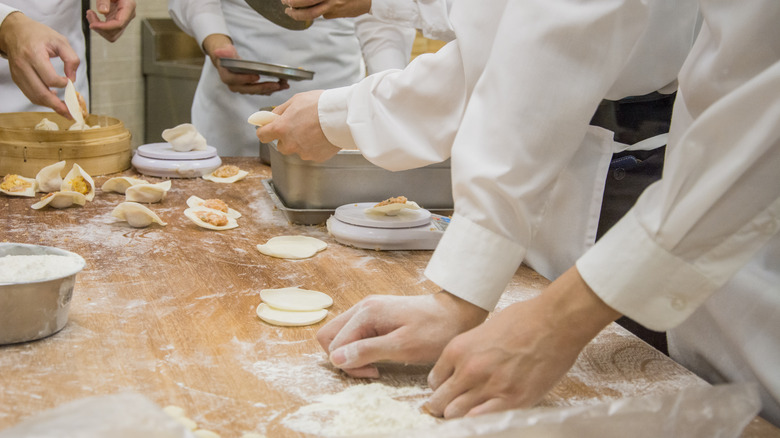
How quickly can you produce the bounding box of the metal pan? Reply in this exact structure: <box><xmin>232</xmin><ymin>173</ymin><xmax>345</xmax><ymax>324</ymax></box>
<box><xmin>219</xmin><ymin>58</ymin><xmax>314</xmax><ymax>81</ymax></box>
<box><xmin>244</xmin><ymin>0</ymin><xmax>312</xmax><ymax>31</ymax></box>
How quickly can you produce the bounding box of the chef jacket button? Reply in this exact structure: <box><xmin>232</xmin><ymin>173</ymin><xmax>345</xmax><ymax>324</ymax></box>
<box><xmin>613</xmin><ymin>168</ymin><xmax>626</xmax><ymax>180</ymax></box>
<box><xmin>669</xmin><ymin>295</ymin><xmax>687</xmax><ymax>311</ymax></box>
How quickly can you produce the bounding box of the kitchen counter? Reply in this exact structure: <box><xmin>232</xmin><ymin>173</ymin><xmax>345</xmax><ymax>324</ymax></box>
<box><xmin>1</xmin><ymin>157</ymin><xmax>777</xmax><ymax>437</ymax></box>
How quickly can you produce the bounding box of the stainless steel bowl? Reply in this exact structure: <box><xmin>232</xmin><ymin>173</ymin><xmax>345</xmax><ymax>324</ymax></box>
<box><xmin>0</xmin><ymin>243</ymin><xmax>86</xmax><ymax>345</ymax></box>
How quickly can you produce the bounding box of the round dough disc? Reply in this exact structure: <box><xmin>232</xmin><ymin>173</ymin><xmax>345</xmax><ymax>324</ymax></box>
<box><xmin>260</xmin><ymin>287</ymin><xmax>333</xmax><ymax>311</ymax></box>
<box><xmin>256</xmin><ymin>236</ymin><xmax>327</xmax><ymax>259</ymax></box>
<box><xmin>256</xmin><ymin>303</ymin><xmax>328</xmax><ymax>327</ymax></box>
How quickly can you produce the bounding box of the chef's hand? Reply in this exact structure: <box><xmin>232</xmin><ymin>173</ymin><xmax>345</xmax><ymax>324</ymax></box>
<box><xmin>316</xmin><ymin>291</ymin><xmax>489</xmax><ymax>378</ymax></box>
<box><xmin>283</xmin><ymin>0</ymin><xmax>371</xmax><ymax>20</ymax></box>
<box><xmin>86</xmin><ymin>0</ymin><xmax>137</xmax><ymax>42</ymax></box>
<box><xmin>425</xmin><ymin>267</ymin><xmax>621</xmax><ymax>419</ymax></box>
<box><xmin>257</xmin><ymin>90</ymin><xmax>341</xmax><ymax>162</ymax></box>
<box><xmin>0</xmin><ymin>12</ymin><xmax>76</xmax><ymax>118</ymax></box>
<box><xmin>203</xmin><ymin>34</ymin><xmax>290</xmax><ymax>96</ymax></box>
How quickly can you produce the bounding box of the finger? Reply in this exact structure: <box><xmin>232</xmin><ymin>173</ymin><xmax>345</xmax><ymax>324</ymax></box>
<box><xmin>328</xmin><ymin>334</ymin><xmax>403</xmax><ymax>370</ymax></box>
<box><xmin>465</xmin><ymin>397</ymin><xmax>511</xmax><ymax>417</ymax></box>
<box><xmin>257</xmin><ymin>125</ymin><xmax>277</xmax><ymax>144</ymax></box>
<box><xmin>340</xmin><ymin>365</ymin><xmax>380</xmax><ymax>379</ymax></box>
<box><xmin>442</xmin><ymin>388</ymin><xmax>493</xmax><ymax>419</ymax></box>
<box><xmin>96</xmin><ymin>0</ymin><xmax>111</xmax><ymax>14</ymax></box>
<box><xmin>425</xmin><ymin>374</ymin><xmax>467</xmax><ymax>418</ymax></box>
<box><xmin>316</xmin><ymin>304</ymin><xmax>363</xmax><ymax>352</ymax></box>
<box><xmin>427</xmin><ymin>353</ymin><xmax>455</xmax><ymax>391</ymax></box>
<box><xmin>282</xmin><ymin>0</ymin><xmax>322</xmax><ymax>8</ymax></box>
<box><xmin>285</xmin><ymin>4</ymin><xmax>328</xmax><ymax>21</ymax></box>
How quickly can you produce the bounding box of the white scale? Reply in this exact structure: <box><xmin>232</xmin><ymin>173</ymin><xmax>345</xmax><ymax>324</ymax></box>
<box><xmin>326</xmin><ymin>202</ymin><xmax>450</xmax><ymax>250</ymax></box>
<box><xmin>131</xmin><ymin>142</ymin><xmax>222</xmax><ymax>178</ymax></box>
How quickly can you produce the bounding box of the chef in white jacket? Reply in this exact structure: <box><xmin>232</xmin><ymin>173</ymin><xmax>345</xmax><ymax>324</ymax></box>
<box><xmin>0</xmin><ymin>1</ymin><xmax>136</xmax><ymax>117</ymax></box>
<box><xmin>259</xmin><ymin>0</ymin><xmax>780</xmax><ymax>425</ymax></box>
<box><xmin>168</xmin><ymin>0</ymin><xmax>414</xmax><ymax>156</ymax></box>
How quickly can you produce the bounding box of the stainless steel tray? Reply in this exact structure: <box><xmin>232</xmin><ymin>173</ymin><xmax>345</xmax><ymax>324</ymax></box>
<box><xmin>269</xmin><ymin>144</ymin><xmax>453</xmax><ymax>210</ymax></box>
<box><xmin>219</xmin><ymin>58</ymin><xmax>314</xmax><ymax>81</ymax></box>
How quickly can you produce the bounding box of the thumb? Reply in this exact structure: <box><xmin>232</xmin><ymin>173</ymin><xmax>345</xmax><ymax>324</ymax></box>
<box><xmin>329</xmin><ymin>334</ymin><xmax>400</xmax><ymax>370</ymax></box>
<box><xmin>95</xmin><ymin>0</ymin><xmax>110</xmax><ymax>14</ymax></box>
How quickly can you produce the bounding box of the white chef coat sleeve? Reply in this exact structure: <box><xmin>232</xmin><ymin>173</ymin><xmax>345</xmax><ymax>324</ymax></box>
<box><xmin>168</xmin><ymin>0</ymin><xmax>231</xmax><ymax>48</ymax></box>
<box><xmin>370</xmin><ymin>0</ymin><xmax>455</xmax><ymax>42</ymax></box>
<box><xmin>577</xmin><ymin>45</ymin><xmax>780</xmax><ymax>330</ymax></box>
<box><xmin>353</xmin><ymin>14</ymin><xmax>415</xmax><ymax>75</ymax></box>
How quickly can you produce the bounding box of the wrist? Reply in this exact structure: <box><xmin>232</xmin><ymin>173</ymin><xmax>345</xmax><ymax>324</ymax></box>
<box><xmin>435</xmin><ymin>290</ymin><xmax>489</xmax><ymax>330</ymax></box>
<box><xmin>0</xmin><ymin>11</ymin><xmax>24</xmax><ymax>57</ymax></box>
<box><xmin>202</xmin><ymin>33</ymin><xmax>232</xmax><ymax>63</ymax></box>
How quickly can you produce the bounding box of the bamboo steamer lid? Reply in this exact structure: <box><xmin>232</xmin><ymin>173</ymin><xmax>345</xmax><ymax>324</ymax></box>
<box><xmin>0</xmin><ymin>112</ymin><xmax>132</xmax><ymax>177</ymax></box>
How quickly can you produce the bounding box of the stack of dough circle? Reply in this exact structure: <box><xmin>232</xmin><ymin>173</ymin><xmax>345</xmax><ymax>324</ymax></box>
<box><xmin>256</xmin><ymin>286</ymin><xmax>333</xmax><ymax>326</ymax></box>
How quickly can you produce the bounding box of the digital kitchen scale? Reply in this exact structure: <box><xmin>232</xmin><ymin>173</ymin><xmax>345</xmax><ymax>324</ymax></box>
<box><xmin>326</xmin><ymin>202</ymin><xmax>450</xmax><ymax>250</ymax></box>
<box><xmin>132</xmin><ymin>142</ymin><xmax>222</xmax><ymax>178</ymax></box>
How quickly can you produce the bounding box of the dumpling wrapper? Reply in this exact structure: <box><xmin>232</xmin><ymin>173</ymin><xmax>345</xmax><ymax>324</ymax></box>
<box><xmin>256</xmin><ymin>236</ymin><xmax>327</xmax><ymax>259</ymax></box>
<box><xmin>256</xmin><ymin>303</ymin><xmax>328</xmax><ymax>327</ymax></box>
<box><xmin>365</xmin><ymin>201</ymin><xmax>421</xmax><ymax>216</ymax></box>
<box><xmin>260</xmin><ymin>286</ymin><xmax>333</xmax><ymax>311</ymax></box>
<box><xmin>34</xmin><ymin>117</ymin><xmax>59</xmax><ymax>131</ymax></box>
<box><xmin>111</xmin><ymin>202</ymin><xmax>166</xmax><ymax>227</ymax></box>
<box><xmin>1</xmin><ymin>174</ymin><xmax>37</xmax><ymax>197</ymax></box>
<box><xmin>31</xmin><ymin>191</ymin><xmax>87</xmax><ymax>210</ymax></box>
<box><xmin>184</xmin><ymin>206</ymin><xmax>238</xmax><ymax>230</ymax></box>
<box><xmin>202</xmin><ymin>167</ymin><xmax>249</xmax><ymax>184</ymax></box>
<box><xmin>35</xmin><ymin>160</ymin><xmax>67</xmax><ymax>193</ymax></box>
<box><xmin>61</xmin><ymin>163</ymin><xmax>96</xmax><ymax>201</ymax></box>
<box><xmin>125</xmin><ymin>180</ymin><xmax>172</xmax><ymax>203</ymax></box>
<box><xmin>64</xmin><ymin>79</ymin><xmax>85</xmax><ymax>126</ymax></box>
<box><xmin>161</xmin><ymin>123</ymin><xmax>208</xmax><ymax>152</ymax></box>
<box><xmin>186</xmin><ymin>195</ymin><xmax>241</xmax><ymax>219</ymax></box>
<box><xmin>101</xmin><ymin>176</ymin><xmax>150</xmax><ymax>194</ymax></box>
<box><xmin>247</xmin><ymin>110</ymin><xmax>279</xmax><ymax>127</ymax></box>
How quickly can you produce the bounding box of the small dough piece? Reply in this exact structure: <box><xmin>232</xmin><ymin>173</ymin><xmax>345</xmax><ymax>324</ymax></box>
<box><xmin>193</xmin><ymin>430</ymin><xmax>221</xmax><ymax>438</ymax></box>
<box><xmin>101</xmin><ymin>176</ymin><xmax>149</xmax><ymax>194</ymax></box>
<box><xmin>162</xmin><ymin>123</ymin><xmax>208</xmax><ymax>152</ymax></box>
<box><xmin>162</xmin><ymin>405</ymin><xmax>187</xmax><ymax>418</ymax></box>
<box><xmin>34</xmin><ymin>117</ymin><xmax>59</xmax><ymax>131</ymax></box>
<box><xmin>256</xmin><ymin>236</ymin><xmax>327</xmax><ymax>259</ymax></box>
<box><xmin>202</xmin><ymin>165</ymin><xmax>248</xmax><ymax>183</ymax></box>
<box><xmin>61</xmin><ymin>163</ymin><xmax>96</xmax><ymax>201</ymax></box>
<box><xmin>35</xmin><ymin>160</ymin><xmax>67</xmax><ymax>193</ymax></box>
<box><xmin>247</xmin><ymin>110</ymin><xmax>279</xmax><ymax>127</ymax></box>
<box><xmin>112</xmin><ymin>202</ymin><xmax>167</xmax><ymax>227</ymax></box>
<box><xmin>186</xmin><ymin>195</ymin><xmax>241</xmax><ymax>219</ymax></box>
<box><xmin>260</xmin><ymin>287</ymin><xmax>333</xmax><ymax>311</ymax></box>
<box><xmin>0</xmin><ymin>174</ymin><xmax>36</xmax><ymax>197</ymax></box>
<box><xmin>125</xmin><ymin>180</ymin><xmax>172</xmax><ymax>203</ymax></box>
<box><xmin>31</xmin><ymin>191</ymin><xmax>87</xmax><ymax>210</ymax></box>
<box><xmin>184</xmin><ymin>206</ymin><xmax>238</xmax><ymax>230</ymax></box>
<box><xmin>256</xmin><ymin>303</ymin><xmax>327</xmax><ymax>327</ymax></box>
<box><xmin>175</xmin><ymin>416</ymin><xmax>198</xmax><ymax>431</ymax></box>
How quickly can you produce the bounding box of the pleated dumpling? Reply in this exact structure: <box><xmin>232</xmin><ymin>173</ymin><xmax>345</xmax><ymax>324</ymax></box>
<box><xmin>35</xmin><ymin>160</ymin><xmax>67</xmax><ymax>193</ymax></box>
<box><xmin>125</xmin><ymin>180</ymin><xmax>172</xmax><ymax>203</ymax></box>
<box><xmin>202</xmin><ymin>165</ymin><xmax>248</xmax><ymax>183</ymax></box>
<box><xmin>31</xmin><ymin>191</ymin><xmax>87</xmax><ymax>210</ymax></box>
<box><xmin>0</xmin><ymin>174</ymin><xmax>36</xmax><ymax>197</ymax></box>
<box><xmin>101</xmin><ymin>176</ymin><xmax>149</xmax><ymax>194</ymax></box>
<box><xmin>186</xmin><ymin>195</ymin><xmax>241</xmax><ymax>219</ymax></box>
<box><xmin>111</xmin><ymin>202</ymin><xmax>166</xmax><ymax>228</ymax></box>
<box><xmin>184</xmin><ymin>206</ymin><xmax>238</xmax><ymax>230</ymax></box>
<box><xmin>61</xmin><ymin>164</ymin><xmax>96</xmax><ymax>201</ymax></box>
<box><xmin>34</xmin><ymin>117</ymin><xmax>59</xmax><ymax>131</ymax></box>
<box><xmin>161</xmin><ymin>123</ymin><xmax>207</xmax><ymax>152</ymax></box>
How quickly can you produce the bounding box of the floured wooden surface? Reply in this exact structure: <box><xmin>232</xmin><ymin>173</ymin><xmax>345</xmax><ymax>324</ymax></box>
<box><xmin>1</xmin><ymin>158</ymin><xmax>776</xmax><ymax>437</ymax></box>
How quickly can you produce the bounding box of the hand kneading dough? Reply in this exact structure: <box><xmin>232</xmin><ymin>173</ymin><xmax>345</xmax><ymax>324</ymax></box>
<box><xmin>256</xmin><ymin>303</ymin><xmax>327</xmax><ymax>327</ymax></box>
<box><xmin>260</xmin><ymin>286</ymin><xmax>333</xmax><ymax>311</ymax></box>
<box><xmin>256</xmin><ymin>236</ymin><xmax>327</xmax><ymax>259</ymax></box>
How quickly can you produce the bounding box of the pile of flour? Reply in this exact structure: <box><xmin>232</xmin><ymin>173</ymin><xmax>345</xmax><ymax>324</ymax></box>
<box><xmin>0</xmin><ymin>254</ymin><xmax>83</xmax><ymax>283</ymax></box>
<box><xmin>283</xmin><ymin>383</ymin><xmax>438</xmax><ymax>436</ymax></box>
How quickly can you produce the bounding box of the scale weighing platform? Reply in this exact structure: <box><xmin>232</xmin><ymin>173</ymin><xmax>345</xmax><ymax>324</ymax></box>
<box><xmin>326</xmin><ymin>202</ymin><xmax>450</xmax><ymax>250</ymax></box>
<box><xmin>131</xmin><ymin>142</ymin><xmax>222</xmax><ymax>178</ymax></box>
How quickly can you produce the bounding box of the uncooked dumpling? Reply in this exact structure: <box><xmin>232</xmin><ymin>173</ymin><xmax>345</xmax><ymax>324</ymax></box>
<box><xmin>184</xmin><ymin>206</ymin><xmax>238</xmax><ymax>230</ymax></box>
<box><xmin>34</xmin><ymin>117</ymin><xmax>59</xmax><ymax>131</ymax></box>
<box><xmin>202</xmin><ymin>165</ymin><xmax>248</xmax><ymax>183</ymax></box>
<box><xmin>61</xmin><ymin>163</ymin><xmax>96</xmax><ymax>201</ymax></box>
<box><xmin>64</xmin><ymin>79</ymin><xmax>85</xmax><ymax>126</ymax></box>
<box><xmin>256</xmin><ymin>236</ymin><xmax>327</xmax><ymax>259</ymax></box>
<box><xmin>186</xmin><ymin>195</ymin><xmax>241</xmax><ymax>218</ymax></box>
<box><xmin>35</xmin><ymin>160</ymin><xmax>66</xmax><ymax>193</ymax></box>
<box><xmin>256</xmin><ymin>303</ymin><xmax>328</xmax><ymax>327</ymax></box>
<box><xmin>247</xmin><ymin>110</ymin><xmax>279</xmax><ymax>127</ymax></box>
<box><xmin>101</xmin><ymin>176</ymin><xmax>149</xmax><ymax>194</ymax></box>
<box><xmin>31</xmin><ymin>191</ymin><xmax>87</xmax><ymax>209</ymax></box>
<box><xmin>111</xmin><ymin>202</ymin><xmax>166</xmax><ymax>227</ymax></box>
<box><xmin>162</xmin><ymin>123</ymin><xmax>208</xmax><ymax>152</ymax></box>
<box><xmin>0</xmin><ymin>174</ymin><xmax>37</xmax><ymax>197</ymax></box>
<box><xmin>125</xmin><ymin>180</ymin><xmax>172</xmax><ymax>203</ymax></box>
<box><xmin>365</xmin><ymin>196</ymin><xmax>420</xmax><ymax>216</ymax></box>
<box><xmin>260</xmin><ymin>286</ymin><xmax>333</xmax><ymax>311</ymax></box>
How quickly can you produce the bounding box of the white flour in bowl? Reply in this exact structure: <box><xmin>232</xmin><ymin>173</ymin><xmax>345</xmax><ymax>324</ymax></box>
<box><xmin>0</xmin><ymin>255</ymin><xmax>83</xmax><ymax>283</ymax></box>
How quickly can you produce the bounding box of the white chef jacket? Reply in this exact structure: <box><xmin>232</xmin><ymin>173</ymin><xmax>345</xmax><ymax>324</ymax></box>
<box><xmin>168</xmin><ymin>0</ymin><xmax>414</xmax><ymax>156</ymax></box>
<box><xmin>319</xmin><ymin>0</ymin><xmax>780</xmax><ymax>425</ymax></box>
<box><xmin>0</xmin><ymin>1</ymin><xmax>89</xmax><ymax>112</ymax></box>
<box><xmin>370</xmin><ymin>0</ymin><xmax>455</xmax><ymax>42</ymax></box>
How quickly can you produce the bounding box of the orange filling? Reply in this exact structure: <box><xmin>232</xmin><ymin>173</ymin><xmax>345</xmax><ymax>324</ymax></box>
<box><xmin>196</xmin><ymin>210</ymin><xmax>228</xmax><ymax>227</ymax></box>
<box><xmin>202</xmin><ymin>198</ymin><xmax>228</xmax><ymax>213</ymax></box>
<box><xmin>374</xmin><ymin>196</ymin><xmax>408</xmax><ymax>207</ymax></box>
<box><xmin>212</xmin><ymin>165</ymin><xmax>240</xmax><ymax>178</ymax></box>
<box><xmin>0</xmin><ymin>175</ymin><xmax>32</xmax><ymax>192</ymax></box>
<box><xmin>68</xmin><ymin>176</ymin><xmax>91</xmax><ymax>195</ymax></box>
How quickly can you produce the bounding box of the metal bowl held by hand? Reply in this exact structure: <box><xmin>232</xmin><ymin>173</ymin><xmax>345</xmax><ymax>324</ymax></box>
<box><xmin>219</xmin><ymin>58</ymin><xmax>314</xmax><ymax>81</ymax></box>
<box><xmin>243</xmin><ymin>0</ymin><xmax>312</xmax><ymax>30</ymax></box>
<box><xmin>0</xmin><ymin>243</ymin><xmax>86</xmax><ymax>345</ymax></box>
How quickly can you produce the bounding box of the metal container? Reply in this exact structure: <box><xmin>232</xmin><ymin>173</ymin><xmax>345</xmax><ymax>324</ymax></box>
<box><xmin>269</xmin><ymin>143</ymin><xmax>453</xmax><ymax>209</ymax></box>
<box><xmin>0</xmin><ymin>243</ymin><xmax>86</xmax><ymax>345</ymax></box>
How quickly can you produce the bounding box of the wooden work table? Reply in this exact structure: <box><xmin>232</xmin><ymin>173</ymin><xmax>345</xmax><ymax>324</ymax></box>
<box><xmin>0</xmin><ymin>157</ymin><xmax>777</xmax><ymax>437</ymax></box>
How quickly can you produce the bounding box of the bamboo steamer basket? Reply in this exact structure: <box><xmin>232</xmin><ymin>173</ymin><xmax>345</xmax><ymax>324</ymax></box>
<box><xmin>0</xmin><ymin>112</ymin><xmax>132</xmax><ymax>177</ymax></box>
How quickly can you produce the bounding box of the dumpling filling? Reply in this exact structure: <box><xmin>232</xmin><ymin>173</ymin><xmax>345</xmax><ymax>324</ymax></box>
<box><xmin>1</xmin><ymin>175</ymin><xmax>33</xmax><ymax>192</ymax></box>
<box><xmin>212</xmin><ymin>165</ymin><xmax>240</xmax><ymax>178</ymax></box>
<box><xmin>201</xmin><ymin>198</ymin><xmax>229</xmax><ymax>213</ymax></box>
<box><xmin>374</xmin><ymin>196</ymin><xmax>408</xmax><ymax>207</ymax></box>
<box><xmin>195</xmin><ymin>210</ymin><xmax>229</xmax><ymax>227</ymax></box>
<box><xmin>68</xmin><ymin>176</ymin><xmax>91</xmax><ymax>195</ymax></box>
